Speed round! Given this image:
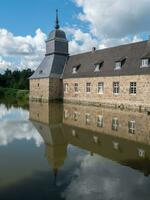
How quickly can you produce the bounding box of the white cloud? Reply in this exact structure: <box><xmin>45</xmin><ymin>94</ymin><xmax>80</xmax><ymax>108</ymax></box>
<box><xmin>62</xmin><ymin>153</ymin><xmax>150</xmax><ymax>200</ymax></box>
<box><xmin>0</xmin><ymin>28</ymin><xmax>46</xmax><ymax>72</ymax></box>
<box><xmin>63</xmin><ymin>0</ymin><xmax>149</xmax><ymax>54</ymax></box>
<box><xmin>65</xmin><ymin>27</ymin><xmax>97</xmax><ymax>54</ymax></box>
<box><xmin>0</xmin><ymin>104</ymin><xmax>43</xmax><ymax>147</ymax></box>
<box><xmin>74</xmin><ymin>0</ymin><xmax>150</xmax><ymax>39</ymax></box>
<box><xmin>0</xmin><ymin>28</ymin><xmax>46</xmax><ymax>56</ymax></box>
<box><xmin>0</xmin><ymin>0</ymin><xmax>149</xmax><ymax>69</ymax></box>
<box><xmin>0</xmin><ymin>56</ymin><xmax>12</xmax><ymax>72</ymax></box>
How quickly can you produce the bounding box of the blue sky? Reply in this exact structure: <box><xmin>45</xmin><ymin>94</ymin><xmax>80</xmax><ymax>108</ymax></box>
<box><xmin>0</xmin><ymin>0</ymin><xmax>150</xmax><ymax>72</ymax></box>
<box><xmin>0</xmin><ymin>0</ymin><xmax>81</xmax><ymax>35</ymax></box>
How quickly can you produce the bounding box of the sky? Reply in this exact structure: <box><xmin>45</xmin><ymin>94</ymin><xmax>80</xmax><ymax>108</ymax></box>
<box><xmin>0</xmin><ymin>0</ymin><xmax>150</xmax><ymax>73</ymax></box>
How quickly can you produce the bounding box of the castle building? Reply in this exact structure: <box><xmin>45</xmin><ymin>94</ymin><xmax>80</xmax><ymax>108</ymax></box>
<box><xmin>29</xmin><ymin>11</ymin><xmax>150</xmax><ymax>112</ymax></box>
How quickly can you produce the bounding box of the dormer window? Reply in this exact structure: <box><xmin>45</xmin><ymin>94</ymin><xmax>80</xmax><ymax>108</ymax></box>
<box><xmin>73</xmin><ymin>67</ymin><xmax>77</xmax><ymax>74</ymax></box>
<box><xmin>72</xmin><ymin>64</ymin><xmax>81</xmax><ymax>74</ymax></box>
<box><xmin>141</xmin><ymin>58</ymin><xmax>149</xmax><ymax>68</ymax></box>
<box><xmin>39</xmin><ymin>70</ymin><xmax>43</xmax><ymax>74</ymax></box>
<box><xmin>140</xmin><ymin>51</ymin><xmax>150</xmax><ymax>68</ymax></box>
<box><xmin>115</xmin><ymin>62</ymin><xmax>121</xmax><ymax>70</ymax></box>
<box><xmin>114</xmin><ymin>57</ymin><xmax>126</xmax><ymax>70</ymax></box>
<box><xmin>94</xmin><ymin>62</ymin><xmax>103</xmax><ymax>72</ymax></box>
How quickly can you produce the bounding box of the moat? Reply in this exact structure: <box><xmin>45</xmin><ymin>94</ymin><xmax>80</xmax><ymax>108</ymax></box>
<box><xmin>0</xmin><ymin>101</ymin><xmax>150</xmax><ymax>200</ymax></box>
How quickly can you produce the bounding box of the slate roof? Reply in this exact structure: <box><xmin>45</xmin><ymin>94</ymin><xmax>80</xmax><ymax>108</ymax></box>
<box><xmin>29</xmin><ymin>54</ymin><xmax>67</xmax><ymax>79</ymax></box>
<box><xmin>47</xmin><ymin>29</ymin><xmax>67</xmax><ymax>41</ymax></box>
<box><xmin>63</xmin><ymin>40</ymin><xmax>150</xmax><ymax>78</ymax></box>
<box><xmin>30</xmin><ymin>26</ymin><xmax>68</xmax><ymax>79</ymax></box>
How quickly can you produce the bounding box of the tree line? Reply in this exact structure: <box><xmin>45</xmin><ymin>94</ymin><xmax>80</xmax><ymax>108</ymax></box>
<box><xmin>0</xmin><ymin>69</ymin><xmax>34</xmax><ymax>90</ymax></box>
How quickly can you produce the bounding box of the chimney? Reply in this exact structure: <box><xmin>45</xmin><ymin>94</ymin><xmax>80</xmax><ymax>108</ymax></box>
<box><xmin>92</xmin><ymin>47</ymin><xmax>96</xmax><ymax>53</ymax></box>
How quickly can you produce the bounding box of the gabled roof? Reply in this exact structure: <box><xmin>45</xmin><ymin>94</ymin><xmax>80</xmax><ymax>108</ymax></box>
<box><xmin>63</xmin><ymin>40</ymin><xmax>150</xmax><ymax>78</ymax></box>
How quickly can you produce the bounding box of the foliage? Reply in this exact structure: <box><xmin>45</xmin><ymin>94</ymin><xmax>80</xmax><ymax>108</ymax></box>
<box><xmin>0</xmin><ymin>68</ymin><xmax>34</xmax><ymax>90</ymax></box>
<box><xmin>0</xmin><ymin>87</ymin><xmax>29</xmax><ymax>108</ymax></box>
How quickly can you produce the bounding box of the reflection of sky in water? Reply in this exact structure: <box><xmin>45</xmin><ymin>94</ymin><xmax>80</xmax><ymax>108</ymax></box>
<box><xmin>0</xmin><ymin>104</ymin><xmax>28</xmax><ymax>121</ymax></box>
<box><xmin>62</xmin><ymin>151</ymin><xmax>150</xmax><ymax>200</ymax></box>
<box><xmin>0</xmin><ymin>104</ymin><xmax>150</xmax><ymax>200</ymax></box>
<box><xmin>0</xmin><ymin>104</ymin><xmax>43</xmax><ymax>146</ymax></box>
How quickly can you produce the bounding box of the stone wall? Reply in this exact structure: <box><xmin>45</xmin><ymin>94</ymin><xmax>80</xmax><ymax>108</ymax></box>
<box><xmin>49</xmin><ymin>78</ymin><xmax>63</xmax><ymax>100</ymax></box>
<box><xmin>30</xmin><ymin>78</ymin><xmax>49</xmax><ymax>101</ymax></box>
<box><xmin>30</xmin><ymin>78</ymin><xmax>63</xmax><ymax>101</ymax></box>
<box><xmin>63</xmin><ymin>75</ymin><xmax>150</xmax><ymax>111</ymax></box>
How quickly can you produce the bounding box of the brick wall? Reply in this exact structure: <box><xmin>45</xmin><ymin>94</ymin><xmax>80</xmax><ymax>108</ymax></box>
<box><xmin>63</xmin><ymin>75</ymin><xmax>150</xmax><ymax>111</ymax></box>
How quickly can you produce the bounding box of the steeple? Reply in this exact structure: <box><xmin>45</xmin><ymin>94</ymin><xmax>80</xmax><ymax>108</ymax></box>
<box><xmin>55</xmin><ymin>9</ymin><xmax>60</xmax><ymax>29</ymax></box>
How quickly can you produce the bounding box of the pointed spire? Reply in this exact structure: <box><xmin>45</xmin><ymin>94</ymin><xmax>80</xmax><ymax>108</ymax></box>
<box><xmin>53</xmin><ymin>168</ymin><xmax>58</xmax><ymax>185</ymax></box>
<box><xmin>55</xmin><ymin>9</ymin><xmax>60</xmax><ymax>29</ymax></box>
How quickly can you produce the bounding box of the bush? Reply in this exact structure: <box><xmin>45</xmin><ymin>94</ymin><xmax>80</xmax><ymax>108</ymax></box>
<box><xmin>0</xmin><ymin>87</ymin><xmax>5</xmax><ymax>98</ymax></box>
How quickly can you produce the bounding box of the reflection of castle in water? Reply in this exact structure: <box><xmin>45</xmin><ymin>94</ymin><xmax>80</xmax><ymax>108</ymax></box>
<box><xmin>29</xmin><ymin>102</ymin><xmax>150</xmax><ymax>176</ymax></box>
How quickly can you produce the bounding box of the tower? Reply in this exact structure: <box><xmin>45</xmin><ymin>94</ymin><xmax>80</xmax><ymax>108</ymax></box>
<box><xmin>29</xmin><ymin>10</ymin><xmax>69</xmax><ymax>101</ymax></box>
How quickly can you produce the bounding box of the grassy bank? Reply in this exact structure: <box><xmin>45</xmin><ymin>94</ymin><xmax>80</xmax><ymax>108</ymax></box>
<box><xmin>0</xmin><ymin>87</ymin><xmax>29</xmax><ymax>108</ymax></box>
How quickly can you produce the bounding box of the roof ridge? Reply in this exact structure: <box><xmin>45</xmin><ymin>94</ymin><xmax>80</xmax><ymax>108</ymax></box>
<box><xmin>69</xmin><ymin>40</ymin><xmax>147</xmax><ymax>58</ymax></box>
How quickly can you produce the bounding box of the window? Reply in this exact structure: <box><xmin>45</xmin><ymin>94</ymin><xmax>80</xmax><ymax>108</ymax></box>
<box><xmin>85</xmin><ymin>113</ymin><xmax>91</xmax><ymax>125</ymax></box>
<box><xmin>86</xmin><ymin>82</ymin><xmax>91</xmax><ymax>93</ymax></box>
<box><xmin>115</xmin><ymin>62</ymin><xmax>121</xmax><ymax>70</ymax></box>
<box><xmin>113</xmin><ymin>82</ymin><xmax>119</xmax><ymax>94</ymax></box>
<box><xmin>72</xmin><ymin>67</ymin><xmax>77</xmax><ymax>74</ymax></box>
<box><xmin>97</xmin><ymin>82</ymin><xmax>104</xmax><ymax>94</ymax></box>
<box><xmin>97</xmin><ymin>115</ymin><xmax>103</xmax><ymax>127</ymax></box>
<box><xmin>112</xmin><ymin>117</ymin><xmax>119</xmax><ymax>131</ymax></box>
<box><xmin>73</xmin><ymin>112</ymin><xmax>79</xmax><ymax>121</ymax></box>
<box><xmin>72</xmin><ymin>64</ymin><xmax>81</xmax><ymax>74</ymax></box>
<box><xmin>94</xmin><ymin>62</ymin><xmax>103</xmax><ymax>72</ymax></box>
<box><xmin>37</xmin><ymin>83</ymin><xmax>39</xmax><ymax>87</ymax></box>
<box><xmin>112</xmin><ymin>141</ymin><xmax>119</xmax><ymax>150</ymax></box>
<box><xmin>64</xmin><ymin>110</ymin><xmax>69</xmax><ymax>119</ymax></box>
<box><xmin>74</xmin><ymin>83</ymin><xmax>78</xmax><ymax>93</ymax></box>
<box><xmin>64</xmin><ymin>83</ymin><xmax>68</xmax><ymax>93</ymax></box>
<box><xmin>72</xmin><ymin>129</ymin><xmax>77</xmax><ymax>137</ymax></box>
<box><xmin>141</xmin><ymin>59</ymin><xmax>149</xmax><ymax>68</ymax></box>
<box><xmin>93</xmin><ymin>136</ymin><xmax>99</xmax><ymax>144</ymax></box>
<box><xmin>128</xmin><ymin>120</ymin><xmax>135</xmax><ymax>134</ymax></box>
<box><xmin>130</xmin><ymin>82</ymin><xmax>136</xmax><ymax>94</ymax></box>
<box><xmin>138</xmin><ymin>148</ymin><xmax>146</xmax><ymax>158</ymax></box>
<box><xmin>39</xmin><ymin>70</ymin><xmax>43</xmax><ymax>74</ymax></box>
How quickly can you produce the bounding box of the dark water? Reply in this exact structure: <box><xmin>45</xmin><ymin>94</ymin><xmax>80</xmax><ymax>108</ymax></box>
<box><xmin>0</xmin><ymin>102</ymin><xmax>150</xmax><ymax>200</ymax></box>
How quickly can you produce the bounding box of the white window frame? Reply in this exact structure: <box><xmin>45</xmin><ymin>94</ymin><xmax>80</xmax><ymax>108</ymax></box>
<box><xmin>94</xmin><ymin>63</ymin><xmax>102</xmax><ymax>72</ymax></box>
<box><xmin>64</xmin><ymin>83</ymin><xmax>68</xmax><ymax>93</ymax></box>
<box><xmin>113</xmin><ymin>82</ymin><xmax>119</xmax><ymax>95</ymax></box>
<box><xmin>73</xmin><ymin>111</ymin><xmax>79</xmax><ymax>121</ymax></box>
<box><xmin>130</xmin><ymin>82</ymin><xmax>136</xmax><ymax>95</ymax></box>
<box><xmin>112</xmin><ymin>117</ymin><xmax>119</xmax><ymax>131</ymax></box>
<box><xmin>115</xmin><ymin>62</ymin><xmax>121</xmax><ymax>70</ymax></box>
<box><xmin>112</xmin><ymin>141</ymin><xmax>119</xmax><ymax>150</ymax></box>
<box><xmin>138</xmin><ymin>148</ymin><xmax>146</xmax><ymax>158</ymax></box>
<box><xmin>85</xmin><ymin>113</ymin><xmax>91</xmax><ymax>125</ymax></box>
<box><xmin>141</xmin><ymin>59</ymin><xmax>149</xmax><ymax>68</ymax></box>
<box><xmin>74</xmin><ymin>83</ymin><xmax>79</xmax><ymax>93</ymax></box>
<box><xmin>86</xmin><ymin>82</ymin><xmax>91</xmax><ymax>93</ymax></box>
<box><xmin>97</xmin><ymin>82</ymin><xmax>104</xmax><ymax>94</ymax></box>
<box><xmin>64</xmin><ymin>109</ymin><xmax>69</xmax><ymax>119</ymax></box>
<box><xmin>128</xmin><ymin>120</ymin><xmax>136</xmax><ymax>134</ymax></box>
<box><xmin>72</xmin><ymin>67</ymin><xmax>77</xmax><ymax>74</ymax></box>
<box><xmin>97</xmin><ymin>115</ymin><xmax>103</xmax><ymax>127</ymax></box>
